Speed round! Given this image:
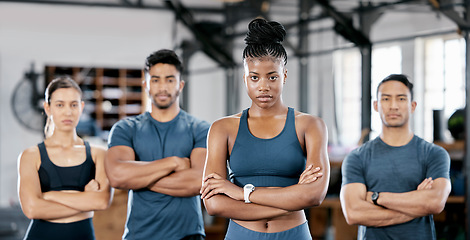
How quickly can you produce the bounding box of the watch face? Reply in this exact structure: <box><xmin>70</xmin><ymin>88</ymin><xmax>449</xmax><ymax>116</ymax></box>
<box><xmin>244</xmin><ymin>184</ymin><xmax>254</xmax><ymax>191</ymax></box>
<box><xmin>372</xmin><ymin>192</ymin><xmax>378</xmax><ymax>200</ymax></box>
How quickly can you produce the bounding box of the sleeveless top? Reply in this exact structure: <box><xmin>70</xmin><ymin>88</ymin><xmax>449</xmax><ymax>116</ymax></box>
<box><xmin>37</xmin><ymin>141</ymin><xmax>96</xmax><ymax>192</ymax></box>
<box><xmin>229</xmin><ymin>107</ymin><xmax>306</xmax><ymax>188</ymax></box>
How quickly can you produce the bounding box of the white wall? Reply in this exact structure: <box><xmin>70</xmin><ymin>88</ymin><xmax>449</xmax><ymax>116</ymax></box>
<box><xmin>187</xmin><ymin>52</ymin><xmax>226</xmax><ymax>120</ymax></box>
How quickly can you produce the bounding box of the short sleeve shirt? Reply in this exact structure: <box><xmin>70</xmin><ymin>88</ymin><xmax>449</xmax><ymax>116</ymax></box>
<box><xmin>108</xmin><ymin>111</ymin><xmax>210</xmax><ymax>240</ymax></box>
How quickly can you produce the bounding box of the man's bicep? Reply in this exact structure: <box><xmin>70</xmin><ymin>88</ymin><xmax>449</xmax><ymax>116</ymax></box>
<box><xmin>431</xmin><ymin>177</ymin><xmax>451</xmax><ymax>199</ymax></box>
<box><xmin>193</xmin><ymin>121</ymin><xmax>210</xmax><ymax>149</ymax></box>
<box><xmin>105</xmin><ymin>146</ymin><xmax>136</xmax><ymax>168</ymax></box>
<box><xmin>341</xmin><ymin>152</ymin><xmax>366</xmax><ymax>187</ymax></box>
<box><xmin>340</xmin><ymin>183</ymin><xmax>369</xmax><ymax>224</ymax></box>
<box><xmin>426</xmin><ymin>146</ymin><xmax>450</xmax><ymax>179</ymax></box>
<box><xmin>341</xmin><ymin>183</ymin><xmax>367</xmax><ymax>204</ymax></box>
<box><xmin>190</xmin><ymin>147</ymin><xmax>206</xmax><ymax>170</ymax></box>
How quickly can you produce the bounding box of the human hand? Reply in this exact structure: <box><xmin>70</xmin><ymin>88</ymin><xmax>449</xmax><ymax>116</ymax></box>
<box><xmin>85</xmin><ymin>179</ymin><xmax>100</xmax><ymax>192</ymax></box>
<box><xmin>200</xmin><ymin>173</ymin><xmax>243</xmax><ymax>201</ymax></box>
<box><xmin>298</xmin><ymin>165</ymin><xmax>323</xmax><ymax>184</ymax></box>
<box><xmin>417</xmin><ymin>177</ymin><xmax>433</xmax><ymax>190</ymax></box>
<box><xmin>173</xmin><ymin>157</ymin><xmax>190</xmax><ymax>171</ymax></box>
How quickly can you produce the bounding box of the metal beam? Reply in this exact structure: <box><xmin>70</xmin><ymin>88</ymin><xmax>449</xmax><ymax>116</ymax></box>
<box><xmin>0</xmin><ymin>0</ymin><xmax>165</xmax><ymax>9</ymax></box>
<box><xmin>224</xmin><ymin>5</ymin><xmax>238</xmax><ymax>115</ymax></box>
<box><xmin>355</xmin><ymin>0</ymin><xmax>421</xmax><ymax>13</ymax></box>
<box><xmin>315</xmin><ymin>0</ymin><xmax>371</xmax><ymax>47</ymax></box>
<box><xmin>429</xmin><ymin>0</ymin><xmax>470</xmax><ymax>30</ymax></box>
<box><xmin>0</xmin><ymin>0</ymin><xmax>224</xmax><ymax>14</ymax></box>
<box><xmin>298</xmin><ymin>0</ymin><xmax>314</xmax><ymax>113</ymax></box>
<box><xmin>359</xmin><ymin>4</ymin><xmax>382</xmax><ymax>143</ymax></box>
<box><xmin>360</xmin><ymin>44</ymin><xmax>372</xmax><ymax>143</ymax></box>
<box><xmin>180</xmin><ymin>40</ymin><xmax>201</xmax><ymax>112</ymax></box>
<box><xmin>464</xmin><ymin>1</ymin><xmax>470</xmax><ymax>238</ymax></box>
<box><xmin>165</xmin><ymin>0</ymin><xmax>236</xmax><ymax>69</ymax></box>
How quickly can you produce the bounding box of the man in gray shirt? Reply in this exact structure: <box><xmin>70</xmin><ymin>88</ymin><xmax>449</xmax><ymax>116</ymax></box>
<box><xmin>340</xmin><ymin>74</ymin><xmax>451</xmax><ymax>240</ymax></box>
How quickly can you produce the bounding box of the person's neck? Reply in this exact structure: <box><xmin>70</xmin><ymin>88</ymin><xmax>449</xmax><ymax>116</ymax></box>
<box><xmin>249</xmin><ymin>102</ymin><xmax>287</xmax><ymax>118</ymax></box>
<box><xmin>46</xmin><ymin>130</ymin><xmax>81</xmax><ymax>148</ymax></box>
<box><xmin>150</xmin><ymin>103</ymin><xmax>180</xmax><ymax>122</ymax></box>
<box><xmin>379</xmin><ymin>125</ymin><xmax>414</xmax><ymax>147</ymax></box>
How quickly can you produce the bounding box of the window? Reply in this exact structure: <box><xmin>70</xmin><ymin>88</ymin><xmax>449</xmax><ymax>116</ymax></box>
<box><xmin>334</xmin><ymin>35</ymin><xmax>464</xmax><ymax>146</ymax></box>
<box><xmin>371</xmin><ymin>45</ymin><xmax>402</xmax><ymax>139</ymax></box>
<box><xmin>422</xmin><ymin>36</ymin><xmax>465</xmax><ymax>142</ymax></box>
<box><xmin>333</xmin><ymin>49</ymin><xmax>362</xmax><ymax>146</ymax></box>
<box><xmin>334</xmin><ymin>45</ymin><xmax>402</xmax><ymax>146</ymax></box>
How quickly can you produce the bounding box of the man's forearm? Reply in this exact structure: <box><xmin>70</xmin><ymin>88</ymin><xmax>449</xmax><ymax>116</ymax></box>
<box><xmin>148</xmin><ymin>168</ymin><xmax>202</xmax><ymax>197</ymax></box>
<box><xmin>371</xmin><ymin>178</ymin><xmax>451</xmax><ymax>217</ymax></box>
<box><xmin>347</xmin><ymin>203</ymin><xmax>415</xmax><ymax>227</ymax></box>
<box><xmin>107</xmin><ymin>158</ymin><xmax>177</xmax><ymax>190</ymax></box>
<box><xmin>378</xmin><ymin>190</ymin><xmax>447</xmax><ymax>217</ymax></box>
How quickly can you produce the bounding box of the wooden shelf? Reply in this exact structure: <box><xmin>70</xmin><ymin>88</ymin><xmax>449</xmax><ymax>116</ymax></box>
<box><xmin>446</xmin><ymin>195</ymin><xmax>464</xmax><ymax>204</ymax></box>
<box><xmin>127</xmin><ymin>77</ymin><xmax>144</xmax><ymax>86</ymax></box>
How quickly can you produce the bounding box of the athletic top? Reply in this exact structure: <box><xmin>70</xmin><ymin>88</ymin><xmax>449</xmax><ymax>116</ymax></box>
<box><xmin>342</xmin><ymin>136</ymin><xmax>450</xmax><ymax>240</ymax></box>
<box><xmin>108</xmin><ymin>111</ymin><xmax>209</xmax><ymax>240</ymax></box>
<box><xmin>229</xmin><ymin>107</ymin><xmax>306</xmax><ymax>188</ymax></box>
<box><xmin>37</xmin><ymin>141</ymin><xmax>95</xmax><ymax>192</ymax></box>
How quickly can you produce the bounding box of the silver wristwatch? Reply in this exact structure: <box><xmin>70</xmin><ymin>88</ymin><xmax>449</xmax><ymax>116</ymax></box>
<box><xmin>243</xmin><ymin>184</ymin><xmax>255</xmax><ymax>203</ymax></box>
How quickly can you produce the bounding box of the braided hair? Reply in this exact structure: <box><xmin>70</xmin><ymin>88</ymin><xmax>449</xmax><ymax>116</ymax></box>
<box><xmin>243</xmin><ymin>18</ymin><xmax>287</xmax><ymax>65</ymax></box>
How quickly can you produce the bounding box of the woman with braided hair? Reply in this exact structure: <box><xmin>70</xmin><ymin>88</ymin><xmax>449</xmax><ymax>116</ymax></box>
<box><xmin>201</xmin><ymin>18</ymin><xmax>330</xmax><ymax>239</ymax></box>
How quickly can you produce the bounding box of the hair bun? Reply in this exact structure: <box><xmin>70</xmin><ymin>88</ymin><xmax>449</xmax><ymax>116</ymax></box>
<box><xmin>244</xmin><ymin>18</ymin><xmax>286</xmax><ymax>45</ymax></box>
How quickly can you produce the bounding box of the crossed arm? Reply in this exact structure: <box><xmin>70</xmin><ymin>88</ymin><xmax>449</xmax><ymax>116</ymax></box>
<box><xmin>340</xmin><ymin>177</ymin><xmax>451</xmax><ymax>227</ymax></box>
<box><xmin>201</xmin><ymin>115</ymin><xmax>330</xmax><ymax>220</ymax></box>
<box><xmin>147</xmin><ymin>147</ymin><xmax>206</xmax><ymax>197</ymax></box>
<box><xmin>18</xmin><ymin>146</ymin><xmax>112</xmax><ymax>220</ymax></box>
<box><xmin>105</xmin><ymin>145</ymin><xmax>205</xmax><ymax>197</ymax></box>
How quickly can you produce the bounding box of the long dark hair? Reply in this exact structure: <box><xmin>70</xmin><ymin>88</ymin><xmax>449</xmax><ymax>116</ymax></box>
<box><xmin>44</xmin><ymin>76</ymin><xmax>82</xmax><ymax>137</ymax></box>
<box><xmin>243</xmin><ymin>18</ymin><xmax>287</xmax><ymax>65</ymax></box>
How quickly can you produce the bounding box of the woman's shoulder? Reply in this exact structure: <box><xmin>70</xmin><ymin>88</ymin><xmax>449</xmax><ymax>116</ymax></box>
<box><xmin>18</xmin><ymin>145</ymin><xmax>41</xmax><ymax>167</ymax></box>
<box><xmin>21</xmin><ymin>145</ymin><xmax>40</xmax><ymax>157</ymax></box>
<box><xmin>213</xmin><ymin>113</ymin><xmax>242</xmax><ymax>125</ymax></box>
<box><xmin>294</xmin><ymin>110</ymin><xmax>326</xmax><ymax>128</ymax></box>
<box><xmin>89</xmin><ymin>142</ymin><xmax>107</xmax><ymax>162</ymax></box>
<box><xmin>90</xmin><ymin>144</ymin><xmax>106</xmax><ymax>153</ymax></box>
<box><xmin>210</xmin><ymin>113</ymin><xmax>242</xmax><ymax>132</ymax></box>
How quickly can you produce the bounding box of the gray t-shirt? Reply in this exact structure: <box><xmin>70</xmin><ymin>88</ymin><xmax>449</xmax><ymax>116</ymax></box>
<box><xmin>342</xmin><ymin>135</ymin><xmax>450</xmax><ymax>240</ymax></box>
<box><xmin>108</xmin><ymin>111</ymin><xmax>210</xmax><ymax>240</ymax></box>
